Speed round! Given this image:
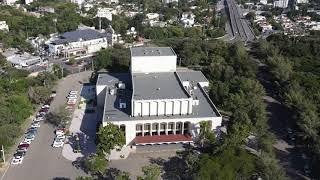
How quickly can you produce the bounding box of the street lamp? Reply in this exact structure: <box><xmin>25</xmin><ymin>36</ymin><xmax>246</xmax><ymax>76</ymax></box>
<box><xmin>1</xmin><ymin>145</ymin><xmax>5</xmax><ymax>163</ymax></box>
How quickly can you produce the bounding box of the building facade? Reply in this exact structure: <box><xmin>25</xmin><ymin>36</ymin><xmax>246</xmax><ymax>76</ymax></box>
<box><xmin>96</xmin><ymin>47</ymin><xmax>222</xmax><ymax>159</ymax></box>
<box><xmin>47</xmin><ymin>29</ymin><xmax>110</xmax><ymax>57</ymax></box>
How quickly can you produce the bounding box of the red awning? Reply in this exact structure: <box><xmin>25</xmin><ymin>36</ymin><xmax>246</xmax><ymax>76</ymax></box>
<box><xmin>134</xmin><ymin>134</ymin><xmax>192</xmax><ymax>145</ymax></box>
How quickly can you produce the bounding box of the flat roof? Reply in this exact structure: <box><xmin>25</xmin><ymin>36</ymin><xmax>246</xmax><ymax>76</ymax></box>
<box><xmin>130</xmin><ymin>47</ymin><xmax>176</xmax><ymax>57</ymax></box>
<box><xmin>177</xmin><ymin>70</ymin><xmax>209</xmax><ymax>83</ymax></box>
<box><xmin>98</xmin><ymin>72</ymin><xmax>221</xmax><ymax>123</ymax></box>
<box><xmin>132</xmin><ymin>72</ymin><xmax>190</xmax><ymax>100</ymax></box>
<box><xmin>50</xmin><ymin>29</ymin><xmax>107</xmax><ymax>45</ymax></box>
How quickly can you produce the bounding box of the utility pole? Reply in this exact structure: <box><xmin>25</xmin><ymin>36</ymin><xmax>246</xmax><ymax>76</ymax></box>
<box><xmin>91</xmin><ymin>58</ymin><xmax>94</xmax><ymax>71</ymax></box>
<box><xmin>1</xmin><ymin>145</ymin><xmax>5</xmax><ymax>163</ymax></box>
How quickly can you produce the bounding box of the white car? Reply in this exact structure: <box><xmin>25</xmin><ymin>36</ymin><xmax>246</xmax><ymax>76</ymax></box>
<box><xmin>67</xmin><ymin>95</ymin><xmax>77</xmax><ymax>99</ymax></box>
<box><xmin>55</xmin><ymin>128</ymin><xmax>66</xmax><ymax>135</ymax></box>
<box><xmin>52</xmin><ymin>139</ymin><xmax>64</xmax><ymax>148</ymax></box>
<box><xmin>31</xmin><ymin>122</ymin><xmax>40</xmax><ymax>128</ymax></box>
<box><xmin>36</xmin><ymin>116</ymin><xmax>45</xmax><ymax>121</ymax></box>
<box><xmin>55</xmin><ymin>134</ymin><xmax>66</xmax><ymax>140</ymax></box>
<box><xmin>69</xmin><ymin>91</ymin><xmax>78</xmax><ymax>95</ymax></box>
<box><xmin>11</xmin><ymin>156</ymin><xmax>24</xmax><ymax>165</ymax></box>
<box><xmin>20</xmin><ymin>139</ymin><xmax>32</xmax><ymax>145</ymax></box>
<box><xmin>67</xmin><ymin>99</ymin><xmax>77</xmax><ymax>105</ymax></box>
<box><xmin>25</xmin><ymin>134</ymin><xmax>35</xmax><ymax>141</ymax></box>
<box><xmin>42</xmin><ymin>105</ymin><xmax>50</xmax><ymax>109</ymax></box>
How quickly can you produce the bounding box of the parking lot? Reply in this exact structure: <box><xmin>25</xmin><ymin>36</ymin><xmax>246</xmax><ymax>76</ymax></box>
<box><xmin>1</xmin><ymin>71</ymin><xmax>93</xmax><ymax>180</ymax></box>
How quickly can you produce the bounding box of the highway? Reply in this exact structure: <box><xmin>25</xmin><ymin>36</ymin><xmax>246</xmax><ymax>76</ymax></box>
<box><xmin>225</xmin><ymin>0</ymin><xmax>255</xmax><ymax>42</ymax></box>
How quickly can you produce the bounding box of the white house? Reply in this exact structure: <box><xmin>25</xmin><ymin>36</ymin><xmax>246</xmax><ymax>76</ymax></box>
<box><xmin>0</xmin><ymin>21</ymin><xmax>9</xmax><ymax>31</ymax></box>
<box><xmin>2</xmin><ymin>49</ymin><xmax>42</xmax><ymax>68</ymax></box>
<box><xmin>47</xmin><ymin>29</ymin><xmax>111</xmax><ymax>57</ymax></box>
<box><xmin>3</xmin><ymin>0</ymin><xmax>17</xmax><ymax>5</ymax></box>
<box><xmin>162</xmin><ymin>0</ymin><xmax>178</xmax><ymax>4</ymax></box>
<box><xmin>96</xmin><ymin>47</ymin><xmax>222</xmax><ymax>159</ymax></box>
<box><xmin>181</xmin><ymin>12</ymin><xmax>195</xmax><ymax>27</ymax></box>
<box><xmin>273</xmin><ymin>0</ymin><xmax>289</xmax><ymax>8</ymax></box>
<box><xmin>260</xmin><ymin>0</ymin><xmax>268</xmax><ymax>5</ymax></box>
<box><xmin>97</xmin><ymin>8</ymin><xmax>113</xmax><ymax>21</ymax></box>
<box><xmin>146</xmin><ymin>13</ymin><xmax>160</xmax><ymax>21</ymax></box>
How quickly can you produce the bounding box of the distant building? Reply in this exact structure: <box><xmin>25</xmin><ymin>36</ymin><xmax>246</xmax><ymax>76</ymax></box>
<box><xmin>3</xmin><ymin>0</ymin><xmax>17</xmax><ymax>5</ymax></box>
<box><xmin>181</xmin><ymin>12</ymin><xmax>195</xmax><ymax>27</ymax></box>
<box><xmin>296</xmin><ymin>0</ymin><xmax>308</xmax><ymax>3</ymax></box>
<box><xmin>38</xmin><ymin>7</ymin><xmax>55</xmax><ymax>13</ymax></box>
<box><xmin>0</xmin><ymin>21</ymin><xmax>9</xmax><ymax>31</ymax></box>
<box><xmin>71</xmin><ymin>0</ymin><xmax>83</xmax><ymax>6</ymax></box>
<box><xmin>24</xmin><ymin>0</ymin><xmax>33</xmax><ymax>5</ymax></box>
<box><xmin>47</xmin><ymin>29</ymin><xmax>111</xmax><ymax>57</ymax></box>
<box><xmin>260</xmin><ymin>0</ymin><xmax>267</xmax><ymax>5</ymax></box>
<box><xmin>146</xmin><ymin>13</ymin><xmax>160</xmax><ymax>21</ymax></box>
<box><xmin>96</xmin><ymin>47</ymin><xmax>222</xmax><ymax>159</ymax></box>
<box><xmin>162</xmin><ymin>0</ymin><xmax>178</xmax><ymax>4</ymax></box>
<box><xmin>97</xmin><ymin>8</ymin><xmax>113</xmax><ymax>21</ymax></box>
<box><xmin>104</xmin><ymin>0</ymin><xmax>119</xmax><ymax>4</ymax></box>
<box><xmin>3</xmin><ymin>50</ymin><xmax>42</xmax><ymax>68</ymax></box>
<box><xmin>273</xmin><ymin>0</ymin><xmax>289</xmax><ymax>8</ymax></box>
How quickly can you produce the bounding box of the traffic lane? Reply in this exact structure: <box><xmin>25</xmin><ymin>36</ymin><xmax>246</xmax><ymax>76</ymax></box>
<box><xmin>3</xmin><ymin>122</ymin><xmax>87</xmax><ymax>180</ymax></box>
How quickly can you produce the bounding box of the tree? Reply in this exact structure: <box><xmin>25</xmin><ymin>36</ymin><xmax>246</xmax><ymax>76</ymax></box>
<box><xmin>94</xmin><ymin>49</ymin><xmax>112</xmax><ymax>70</ymax></box>
<box><xmin>75</xmin><ymin>176</ymin><xmax>93</xmax><ymax>180</ymax></box>
<box><xmin>84</xmin><ymin>154</ymin><xmax>108</xmax><ymax>177</ymax></box>
<box><xmin>267</xmin><ymin>56</ymin><xmax>293</xmax><ymax>83</ymax></box>
<box><xmin>46</xmin><ymin>107</ymin><xmax>71</xmax><ymax>127</ymax></box>
<box><xmin>139</xmin><ymin>164</ymin><xmax>161</xmax><ymax>180</ymax></box>
<box><xmin>28</xmin><ymin>86</ymin><xmax>51</xmax><ymax>104</ymax></box>
<box><xmin>96</xmin><ymin>123</ymin><xmax>125</xmax><ymax>155</ymax></box>
<box><xmin>115</xmin><ymin>171</ymin><xmax>130</xmax><ymax>180</ymax></box>
<box><xmin>199</xmin><ymin>121</ymin><xmax>216</xmax><ymax>147</ymax></box>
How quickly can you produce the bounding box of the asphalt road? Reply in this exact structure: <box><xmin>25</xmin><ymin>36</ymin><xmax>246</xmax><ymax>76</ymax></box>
<box><xmin>1</xmin><ymin>71</ymin><xmax>93</xmax><ymax>180</ymax></box>
<box><xmin>225</xmin><ymin>0</ymin><xmax>255</xmax><ymax>42</ymax></box>
<box><xmin>2</xmin><ymin>122</ymin><xmax>87</xmax><ymax>180</ymax></box>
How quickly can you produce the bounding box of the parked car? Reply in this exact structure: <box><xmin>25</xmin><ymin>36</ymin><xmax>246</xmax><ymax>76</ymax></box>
<box><xmin>52</xmin><ymin>138</ymin><xmax>64</xmax><ymax>148</ymax></box>
<box><xmin>69</xmin><ymin>91</ymin><xmax>78</xmax><ymax>95</ymax></box>
<box><xmin>11</xmin><ymin>156</ymin><xmax>24</xmax><ymax>165</ymax></box>
<box><xmin>67</xmin><ymin>99</ymin><xmax>77</xmax><ymax>105</ymax></box>
<box><xmin>55</xmin><ymin>128</ymin><xmax>67</xmax><ymax>135</ymax></box>
<box><xmin>25</xmin><ymin>134</ymin><xmax>35</xmax><ymax>141</ymax></box>
<box><xmin>39</xmin><ymin>108</ymin><xmax>48</xmax><ymax>113</ymax></box>
<box><xmin>31</xmin><ymin>122</ymin><xmax>41</xmax><ymax>128</ymax></box>
<box><xmin>67</xmin><ymin>95</ymin><xmax>77</xmax><ymax>99</ymax></box>
<box><xmin>18</xmin><ymin>144</ymin><xmax>30</xmax><ymax>149</ymax></box>
<box><xmin>55</xmin><ymin>134</ymin><xmax>66</xmax><ymax>140</ymax></box>
<box><xmin>14</xmin><ymin>151</ymin><xmax>26</xmax><ymax>157</ymax></box>
<box><xmin>20</xmin><ymin>139</ymin><xmax>32</xmax><ymax>145</ymax></box>
<box><xmin>42</xmin><ymin>105</ymin><xmax>50</xmax><ymax>109</ymax></box>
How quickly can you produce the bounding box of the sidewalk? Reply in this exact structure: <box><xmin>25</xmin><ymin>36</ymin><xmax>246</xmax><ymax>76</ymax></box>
<box><xmin>62</xmin><ymin>85</ymin><xmax>98</xmax><ymax>161</ymax></box>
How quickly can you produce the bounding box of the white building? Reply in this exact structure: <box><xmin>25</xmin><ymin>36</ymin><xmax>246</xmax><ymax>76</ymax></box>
<box><xmin>181</xmin><ymin>12</ymin><xmax>195</xmax><ymax>27</ymax></box>
<box><xmin>0</xmin><ymin>21</ymin><xmax>9</xmax><ymax>31</ymax></box>
<box><xmin>146</xmin><ymin>13</ymin><xmax>160</xmax><ymax>21</ymax></box>
<box><xmin>71</xmin><ymin>0</ymin><xmax>83</xmax><ymax>7</ymax></box>
<box><xmin>97</xmin><ymin>8</ymin><xmax>113</xmax><ymax>21</ymax></box>
<box><xmin>47</xmin><ymin>29</ymin><xmax>111</xmax><ymax>57</ymax></box>
<box><xmin>296</xmin><ymin>0</ymin><xmax>308</xmax><ymax>3</ymax></box>
<box><xmin>24</xmin><ymin>0</ymin><xmax>33</xmax><ymax>5</ymax></box>
<box><xmin>273</xmin><ymin>0</ymin><xmax>289</xmax><ymax>8</ymax></box>
<box><xmin>2</xmin><ymin>50</ymin><xmax>41</xmax><ymax>68</ymax></box>
<box><xmin>3</xmin><ymin>0</ymin><xmax>17</xmax><ymax>5</ymax></box>
<box><xmin>260</xmin><ymin>0</ymin><xmax>267</xmax><ymax>5</ymax></box>
<box><xmin>96</xmin><ymin>47</ymin><xmax>222</xmax><ymax>159</ymax></box>
<box><xmin>162</xmin><ymin>0</ymin><xmax>178</xmax><ymax>4</ymax></box>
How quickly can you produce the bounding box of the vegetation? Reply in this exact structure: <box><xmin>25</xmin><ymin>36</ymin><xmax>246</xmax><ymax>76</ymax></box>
<box><xmin>138</xmin><ymin>164</ymin><xmax>161</xmax><ymax>180</ymax></box>
<box><xmin>254</xmin><ymin>33</ymin><xmax>320</xmax><ymax>178</ymax></box>
<box><xmin>96</xmin><ymin>123</ymin><xmax>126</xmax><ymax>155</ymax></box>
<box><xmin>0</xmin><ymin>55</ymin><xmax>58</xmax><ymax>152</ymax></box>
<box><xmin>46</xmin><ymin>107</ymin><xmax>71</xmax><ymax>127</ymax></box>
<box><xmin>153</xmin><ymin>38</ymin><xmax>286</xmax><ymax>179</ymax></box>
<box><xmin>84</xmin><ymin>154</ymin><xmax>108</xmax><ymax>177</ymax></box>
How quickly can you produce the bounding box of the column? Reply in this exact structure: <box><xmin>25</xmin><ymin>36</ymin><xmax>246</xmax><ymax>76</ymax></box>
<box><xmin>157</xmin><ymin>123</ymin><xmax>160</xmax><ymax>135</ymax></box>
<box><xmin>181</xmin><ymin>122</ymin><xmax>185</xmax><ymax>135</ymax></box>
<box><xmin>173</xmin><ymin>122</ymin><xmax>176</xmax><ymax>135</ymax></box>
<box><xmin>150</xmin><ymin>124</ymin><xmax>152</xmax><ymax>136</ymax></box>
<box><xmin>142</xmin><ymin>123</ymin><xmax>144</xmax><ymax>137</ymax></box>
<box><xmin>165</xmin><ymin>122</ymin><xmax>168</xmax><ymax>135</ymax></box>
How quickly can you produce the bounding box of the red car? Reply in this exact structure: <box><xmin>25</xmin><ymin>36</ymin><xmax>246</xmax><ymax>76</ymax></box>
<box><xmin>39</xmin><ymin>108</ymin><xmax>48</xmax><ymax>113</ymax></box>
<box><xmin>18</xmin><ymin>144</ymin><xmax>30</xmax><ymax>149</ymax></box>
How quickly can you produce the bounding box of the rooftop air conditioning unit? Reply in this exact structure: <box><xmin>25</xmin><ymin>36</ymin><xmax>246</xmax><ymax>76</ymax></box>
<box><xmin>109</xmin><ymin>88</ymin><xmax>116</xmax><ymax>95</ymax></box>
<box><xmin>118</xmin><ymin>81</ymin><xmax>125</xmax><ymax>89</ymax></box>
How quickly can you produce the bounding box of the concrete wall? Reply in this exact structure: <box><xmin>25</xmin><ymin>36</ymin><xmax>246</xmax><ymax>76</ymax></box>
<box><xmin>132</xmin><ymin>98</ymin><xmax>193</xmax><ymax>117</ymax></box>
<box><xmin>108</xmin><ymin>116</ymin><xmax>223</xmax><ymax>146</ymax></box>
<box><xmin>131</xmin><ymin>55</ymin><xmax>176</xmax><ymax>73</ymax></box>
<box><xmin>96</xmin><ymin>85</ymin><xmax>107</xmax><ymax>108</ymax></box>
